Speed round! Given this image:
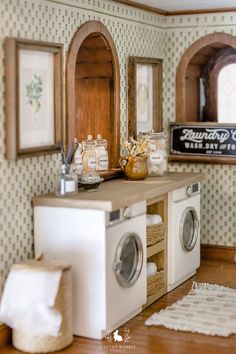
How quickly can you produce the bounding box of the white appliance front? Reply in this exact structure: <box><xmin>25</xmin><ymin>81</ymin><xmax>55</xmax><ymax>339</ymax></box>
<box><xmin>106</xmin><ymin>216</ymin><xmax>146</xmax><ymax>331</ymax></box>
<box><xmin>34</xmin><ymin>201</ymin><xmax>146</xmax><ymax>340</ymax></box>
<box><xmin>168</xmin><ymin>185</ymin><xmax>200</xmax><ymax>291</ymax></box>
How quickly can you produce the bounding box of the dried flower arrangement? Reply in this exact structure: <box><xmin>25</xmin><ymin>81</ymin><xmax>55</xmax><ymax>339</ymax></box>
<box><xmin>124</xmin><ymin>135</ymin><xmax>150</xmax><ymax>157</ymax></box>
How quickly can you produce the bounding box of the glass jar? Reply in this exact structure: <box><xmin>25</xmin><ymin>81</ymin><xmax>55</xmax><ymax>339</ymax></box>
<box><xmin>82</xmin><ymin>135</ymin><xmax>97</xmax><ymax>173</ymax></box>
<box><xmin>73</xmin><ymin>143</ymin><xmax>83</xmax><ymax>175</ymax></box>
<box><xmin>145</xmin><ymin>131</ymin><xmax>168</xmax><ymax>176</ymax></box>
<box><xmin>95</xmin><ymin>134</ymin><xmax>109</xmax><ymax>171</ymax></box>
<box><xmin>55</xmin><ymin>164</ymin><xmax>78</xmax><ymax>197</ymax></box>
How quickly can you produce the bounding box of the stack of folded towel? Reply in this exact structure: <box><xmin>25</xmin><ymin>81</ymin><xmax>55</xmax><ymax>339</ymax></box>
<box><xmin>146</xmin><ymin>214</ymin><xmax>162</xmax><ymax>226</ymax></box>
<box><xmin>147</xmin><ymin>262</ymin><xmax>158</xmax><ymax>277</ymax></box>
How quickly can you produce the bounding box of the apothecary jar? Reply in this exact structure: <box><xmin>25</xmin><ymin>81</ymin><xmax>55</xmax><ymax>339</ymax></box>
<box><xmin>140</xmin><ymin>131</ymin><xmax>168</xmax><ymax>177</ymax></box>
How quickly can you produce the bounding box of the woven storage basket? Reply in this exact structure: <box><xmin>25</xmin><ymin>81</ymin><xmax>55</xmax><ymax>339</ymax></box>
<box><xmin>147</xmin><ymin>270</ymin><xmax>165</xmax><ymax>297</ymax></box>
<box><xmin>147</xmin><ymin>223</ymin><xmax>164</xmax><ymax>246</ymax></box>
<box><xmin>12</xmin><ymin>259</ymin><xmax>73</xmax><ymax>353</ymax></box>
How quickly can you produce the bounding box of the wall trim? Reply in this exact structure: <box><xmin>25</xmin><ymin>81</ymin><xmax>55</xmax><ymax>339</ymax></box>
<box><xmin>112</xmin><ymin>0</ymin><xmax>167</xmax><ymax>15</ymax></box>
<box><xmin>201</xmin><ymin>244</ymin><xmax>236</xmax><ymax>263</ymax></box>
<box><xmin>0</xmin><ymin>324</ymin><xmax>11</xmax><ymax>348</ymax></box>
<box><xmin>167</xmin><ymin>7</ymin><xmax>236</xmax><ymax>16</ymax></box>
<box><xmin>112</xmin><ymin>1</ymin><xmax>236</xmax><ymax>16</ymax></box>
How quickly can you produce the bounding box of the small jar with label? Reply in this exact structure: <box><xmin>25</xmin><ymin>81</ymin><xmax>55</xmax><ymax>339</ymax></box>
<box><xmin>146</xmin><ymin>131</ymin><xmax>168</xmax><ymax>176</ymax></box>
<box><xmin>55</xmin><ymin>164</ymin><xmax>78</xmax><ymax>197</ymax></box>
<box><xmin>73</xmin><ymin>143</ymin><xmax>83</xmax><ymax>175</ymax></box>
<box><xmin>82</xmin><ymin>135</ymin><xmax>97</xmax><ymax>173</ymax></box>
<box><xmin>95</xmin><ymin>134</ymin><xmax>109</xmax><ymax>171</ymax></box>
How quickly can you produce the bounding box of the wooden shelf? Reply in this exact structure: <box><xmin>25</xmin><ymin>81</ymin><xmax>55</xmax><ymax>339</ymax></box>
<box><xmin>145</xmin><ymin>194</ymin><xmax>168</xmax><ymax>308</ymax></box>
<box><xmin>143</xmin><ymin>285</ymin><xmax>167</xmax><ymax>310</ymax></box>
<box><xmin>147</xmin><ymin>239</ymin><xmax>165</xmax><ymax>258</ymax></box>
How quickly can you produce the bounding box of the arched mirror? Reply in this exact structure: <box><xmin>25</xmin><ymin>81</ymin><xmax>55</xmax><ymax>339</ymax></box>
<box><xmin>66</xmin><ymin>21</ymin><xmax>120</xmax><ymax>172</ymax></box>
<box><xmin>176</xmin><ymin>33</ymin><xmax>236</xmax><ymax>123</ymax></box>
<box><xmin>170</xmin><ymin>33</ymin><xmax>236</xmax><ymax>164</ymax></box>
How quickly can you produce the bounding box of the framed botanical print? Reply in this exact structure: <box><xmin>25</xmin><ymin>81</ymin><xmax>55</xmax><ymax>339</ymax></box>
<box><xmin>5</xmin><ymin>38</ymin><xmax>63</xmax><ymax>160</ymax></box>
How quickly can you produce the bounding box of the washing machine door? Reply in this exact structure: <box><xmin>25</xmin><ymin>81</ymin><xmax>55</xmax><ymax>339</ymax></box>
<box><xmin>180</xmin><ymin>207</ymin><xmax>199</xmax><ymax>252</ymax></box>
<box><xmin>113</xmin><ymin>233</ymin><xmax>143</xmax><ymax>288</ymax></box>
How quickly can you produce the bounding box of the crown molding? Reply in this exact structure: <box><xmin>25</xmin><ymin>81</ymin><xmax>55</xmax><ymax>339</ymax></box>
<box><xmin>167</xmin><ymin>7</ymin><xmax>236</xmax><ymax>16</ymax></box>
<box><xmin>111</xmin><ymin>0</ymin><xmax>167</xmax><ymax>15</ymax></box>
<box><xmin>112</xmin><ymin>1</ymin><xmax>236</xmax><ymax>16</ymax></box>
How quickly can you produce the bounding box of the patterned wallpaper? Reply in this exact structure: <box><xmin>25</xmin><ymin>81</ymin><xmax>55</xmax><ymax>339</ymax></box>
<box><xmin>164</xmin><ymin>13</ymin><xmax>236</xmax><ymax>248</ymax></box>
<box><xmin>0</xmin><ymin>0</ymin><xmax>236</xmax><ymax>299</ymax></box>
<box><xmin>0</xmin><ymin>0</ymin><xmax>165</xmax><ymax>293</ymax></box>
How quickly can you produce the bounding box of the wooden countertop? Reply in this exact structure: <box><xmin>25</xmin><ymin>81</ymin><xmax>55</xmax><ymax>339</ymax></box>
<box><xmin>33</xmin><ymin>172</ymin><xmax>205</xmax><ymax>211</ymax></box>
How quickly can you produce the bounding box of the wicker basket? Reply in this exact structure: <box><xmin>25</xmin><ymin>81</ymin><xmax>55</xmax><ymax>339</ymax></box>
<box><xmin>12</xmin><ymin>259</ymin><xmax>73</xmax><ymax>353</ymax></box>
<box><xmin>147</xmin><ymin>222</ymin><xmax>164</xmax><ymax>246</ymax></box>
<box><xmin>147</xmin><ymin>269</ymin><xmax>166</xmax><ymax>297</ymax></box>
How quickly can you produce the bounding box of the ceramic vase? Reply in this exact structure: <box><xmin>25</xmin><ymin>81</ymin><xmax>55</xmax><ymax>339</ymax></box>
<box><xmin>119</xmin><ymin>156</ymin><xmax>148</xmax><ymax>180</ymax></box>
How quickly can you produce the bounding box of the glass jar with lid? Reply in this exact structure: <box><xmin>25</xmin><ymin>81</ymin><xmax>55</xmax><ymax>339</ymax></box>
<box><xmin>95</xmin><ymin>134</ymin><xmax>109</xmax><ymax>171</ymax></box>
<box><xmin>82</xmin><ymin>135</ymin><xmax>97</xmax><ymax>173</ymax></box>
<box><xmin>144</xmin><ymin>131</ymin><xmax>168</xmax><ymax>176</ymax></box>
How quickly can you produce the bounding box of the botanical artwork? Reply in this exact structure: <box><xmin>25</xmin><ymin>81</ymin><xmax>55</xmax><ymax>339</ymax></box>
<box><xmin>136</xmin><ymin>64</ymin><xmax>153</xmax><ymax>133</ymax></box>
<box><xmin>19</xmin><ymin>49</ymin><xmax>54</xmax><ymax>149</ymax></box>
<box><xmin>26</xmin><ymin>74</ymin><xmax>43</xmax><ymax>113</ymax></box>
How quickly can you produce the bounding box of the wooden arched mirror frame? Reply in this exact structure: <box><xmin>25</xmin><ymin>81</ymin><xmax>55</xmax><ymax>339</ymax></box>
<box><xmin>66</xmin><ymin>21</ymin><xmax>120</xmax><ymax>172</ymax></box>
<box><xmin>176</xmin><ymin>32</ymin><xmax>236</xmax><ymax>122</ymax></box>
<box><xmin>171</xmin><ymin>33</ymin><xmax>236</xmax><ymax>164</ymax></box>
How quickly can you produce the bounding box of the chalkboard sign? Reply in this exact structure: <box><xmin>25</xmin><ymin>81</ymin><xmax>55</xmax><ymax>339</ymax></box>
<box><xmin>170</xmin><ymin>123</ymin><xmax>236</xmax><ymax>158</ymax></box>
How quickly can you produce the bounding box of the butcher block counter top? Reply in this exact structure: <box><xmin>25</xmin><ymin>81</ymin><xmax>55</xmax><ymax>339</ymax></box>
<box><xmin>33</xmin><ymin>172</ymin><xmax>205</xmax><ymax>212</ymax></box>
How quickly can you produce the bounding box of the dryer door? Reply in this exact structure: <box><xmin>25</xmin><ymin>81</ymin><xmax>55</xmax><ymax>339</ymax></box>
<box><xmin>113</xmin><ymin>233</ymin><xmax>143</xmax><ymax>287</ymax></box>
<box><xmin>180</xmin><ymin>207</ymin><xmax>199</xmax><ymax>252</ymax></box>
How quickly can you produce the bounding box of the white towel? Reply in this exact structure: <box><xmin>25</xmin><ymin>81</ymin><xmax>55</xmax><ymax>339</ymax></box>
<box><xmin>147</xmin><ymin>214</ymin><xmax>162</xmax><ymax>225</ymax></box>
<box><xmin>147</xmin><ymin>262</ymin><xmax>158</xmax><ymax>277</ymax></box>
<box><xmin>0</xmin><ymin>268</ymin><xmax>62</xmax><ymax>336</ymax></box>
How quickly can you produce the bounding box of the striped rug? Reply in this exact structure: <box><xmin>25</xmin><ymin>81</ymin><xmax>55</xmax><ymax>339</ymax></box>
<box><xmin>145</xmin><ymin>282</ymin><xmax>236</xmax><ymax>337</ymax></box>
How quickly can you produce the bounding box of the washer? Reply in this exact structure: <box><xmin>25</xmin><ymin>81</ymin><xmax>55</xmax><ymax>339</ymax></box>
<box><xmin>168</xmin><ymin>183</ymin><xmax>201</xmax><ymax>292</ymax></box>
<box><xmin>34</xmin><ymin>201</ymin><xmax>146</xmax><ymax>339</ymax></box>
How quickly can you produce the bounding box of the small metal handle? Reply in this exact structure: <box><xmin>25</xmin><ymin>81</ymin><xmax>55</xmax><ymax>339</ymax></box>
<box><xmin>186</xmin><ymin>186</ymin><xmax>192</xmax><ymax>197</ymax></box>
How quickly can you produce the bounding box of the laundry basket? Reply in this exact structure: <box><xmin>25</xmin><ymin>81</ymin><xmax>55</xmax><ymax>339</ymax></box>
<box><xmin>12</xmin><ymin>258</ymin><xmax>73</xmax><ymax>353</ymax></box>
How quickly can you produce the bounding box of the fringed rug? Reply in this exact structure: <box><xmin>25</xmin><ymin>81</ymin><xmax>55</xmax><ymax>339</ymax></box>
<box><xmin>145</xmin><ymin>282</ymin><xmax>236</xmax><ymax>337</ymax></box>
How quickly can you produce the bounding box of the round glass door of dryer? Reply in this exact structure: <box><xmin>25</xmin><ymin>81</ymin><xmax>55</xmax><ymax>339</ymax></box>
<box><xmin>180</xmin><ymin>207</ymin><xmax>199</xmax><ymax>252</ymax></box>
<box><xmin>113</xmin><ymin>233</ymin><xmax>143</xmax><ymax>287</ymax></box>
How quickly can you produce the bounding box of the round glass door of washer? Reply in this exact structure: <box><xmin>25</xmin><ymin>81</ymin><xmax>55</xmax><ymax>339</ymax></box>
<box><xmin>180</xmin><ymin>207</ymin><xmax>199</xmax><ymax>252</ymax></box>
<box><xmin>113</xmin><ymin>233</ymin><xmax>143</xmax><ymax>287</ymax></box>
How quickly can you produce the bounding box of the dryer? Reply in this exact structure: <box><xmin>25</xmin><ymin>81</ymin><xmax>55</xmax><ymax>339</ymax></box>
<box><xmin>168</xmin><ymin>183</ymin><xmax>201</xmax><ymax>292</ymax></box>
<box><xmin>34</xmin><ymin>201</ymin><xmax>146</xmax><ymax>339</ymax></box>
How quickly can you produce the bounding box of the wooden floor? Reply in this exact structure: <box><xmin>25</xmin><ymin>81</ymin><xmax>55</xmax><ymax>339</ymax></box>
<box><xmin>1</xmin><ymin>260</ymin><xmax>236</xmax><ymax>354</ymax></box>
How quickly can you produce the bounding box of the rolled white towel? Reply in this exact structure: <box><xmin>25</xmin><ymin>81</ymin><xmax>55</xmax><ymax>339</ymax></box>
<box><xmin>147</xmin><ymin>214</ymin><xmax>162</xmax><ymax>225</ymax></box>
<box><xmin>147</xmin><ymin>262</ymin><xmax>158</xmax><ymax>277</ymax></box>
